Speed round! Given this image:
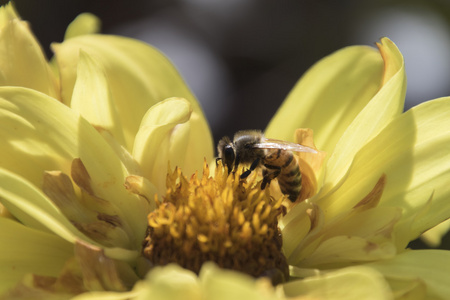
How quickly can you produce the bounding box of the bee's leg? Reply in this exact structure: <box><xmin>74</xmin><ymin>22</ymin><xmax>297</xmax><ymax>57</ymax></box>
<box><xmin>215</xmin><ymin>157</ymin><xmax>222</xmax><ymax>166</ymax></box>
<box><xmin>261</xmin><ymin>167</ymin><xmax>281</xmax><ymax>190</ymax></box>
<box><xmin>240</xmin><ymin>158</ymin><xmax>260</xmax><ymax>179</ymax></box>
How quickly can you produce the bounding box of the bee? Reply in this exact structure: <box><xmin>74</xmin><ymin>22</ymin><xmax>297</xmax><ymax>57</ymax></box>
<box><xmin>217</xmin><ymin>130</ymin><xmax>317</xmax><ymax>202</ymax></box>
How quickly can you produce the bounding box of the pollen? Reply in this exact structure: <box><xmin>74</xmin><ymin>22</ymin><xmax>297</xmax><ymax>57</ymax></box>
<box><xmin>142</xmin><ymin>161</ymin><xmax>289</xmax><ymax>283</ymax></box>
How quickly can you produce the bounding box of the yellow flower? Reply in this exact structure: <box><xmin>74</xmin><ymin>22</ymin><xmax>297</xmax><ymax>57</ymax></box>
<box><xmin>0</xmin><ymin>3</ymin><xmax>213</xmax><ymax>190</ymax></box>
<box><xmin>0</xmin><ymin>3</ymin><xmax>213</xmax><ymax>298</ymax></box>
<box><xmin>265</xmin><ymin>38</ymin><xmax>450</xmax><ymax>298</ymax></box>
<box><xmin>1</xmin><ymin>3</ymin><xmax>450</xmax><ymax>299</ymax></box>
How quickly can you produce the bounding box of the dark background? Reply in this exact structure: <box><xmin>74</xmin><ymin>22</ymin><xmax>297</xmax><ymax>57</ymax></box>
<box><xmin>5</xmin><ymin>0</ymin><xmax>450</xmax><ymax>249</ymax></box>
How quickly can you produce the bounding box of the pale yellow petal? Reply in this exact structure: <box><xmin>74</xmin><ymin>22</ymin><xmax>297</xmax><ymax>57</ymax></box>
<box><xmin>135</xmin><ymin>264</ymin><xmax>201</xmax><ymax>300</ymax></box>
<box><xmin>132</xmin><ymin>263</ymin><xmax>282</xmax><ymax>300</ymax></box>
<box><xmin>265</xmin><ymin>43</ymin><xmax>383</xmax><ymax>157</ymax></box>
<box><xmin>71</xmin><ymin>291</ymin><xmax>138</xmax><ymax>300</ymax></box>
<box><xmin>0</xmin><ymin>167</ymin><xmax>95</xmax><ymax>244</ymax></box>
<box><xmin>71</xmin><ymin>50</ymin><xmax>126</xmax><ymax>147</ymax></box>
<box><xmin>299</xmin><ymin>235</ymin><xmax>396</xmax><ymax>268</ymax></box>
<box><xmin>0</xmin><ymin>168</ymin><xmax>138</xmax><ymax>263</ymax></box>
<box><xmin>385</xmin><ymin>277</ymin><xmax>427</xmax><ymax>300</ymax></box>
<box><xmin>368</xmin><ymin>250</ymin><xmax>450</xmax><ymax>300</ymax></box>
<box><xmin>200</xmin><ymin>263</ymin><xmax>281</xmax><ymax>300</ymax></box>
<box><xmin>0</xmin><ymin>10</ymin><xmax>59</xmax><ymax>98</ymax></box>
<box><xmin>64</xmin><ymin>13</ymin><xmax>101</xmax><ymax>40</ymax></box>
<box><xmin>320</xmin><ymin>38</ymin><xmax>406</xmax><ymax>197</ymax></box>
<box><xmin>0</xmin><ymin>203</ymin><xmax>14</xmax><ymax>219</ymax></box>
<box><xmin>74</xmin><ymin>241</ymin><xmax>127</xmax><ymax>292</ymax></box>
<box><xmin>316</xmin><ymin>97</ymin><xmax>450</xmax><ymax>249</ymax></box>
<box><xmin>133</xmin><ymin>98</ymin><xmax>206</xmax><ymax>193</ymax></box>
<box><xmin>283</xmin><ymin>266</ymin><xmax>393</xmax><ymax>300</ymax></box>
<box><xmin>420</xmin><ymin>219</ymin><xmax>450</xmax><ymax>247</ymax></box>
<box><xmin>124</xmin><ymin>175</ymin><xmax>157</xmax><ymax>212</ymax></box>
<box><xmin>0</xmin><ymin>218</ymin><xmax>73</xmax><ymax>294</ymax></box>
<box><xmin>0</xmin><ymin>87</ymin><xmax>150</xmax><ymax>250</ymax></box>
<box><xmin>287</xmin><ymin>206</ymin><xmax>397</xmax><ymax>267</ymax></box>
<box><xmin>95</xmin><ymin>128</ymin><xmax>143</xmax><ymax>177</ymax></box>
<box><xmin>0</xmin><ymin>3</ymin><xmax>19</xmax><ymax>27</ymax></box>
<box><xmin>52</xmin><ymin>34</ymin><xmax>213</xmax><ymax>160</ymax></box>
<box><xmin>278</xmin><ymin>201</ymin><xmax>314</xmax><ymax>258</ymax></box>
<box><xmin>293</xmin><ymin>207</ymin><xmax>400</xmax><ymax>267</ymax></box>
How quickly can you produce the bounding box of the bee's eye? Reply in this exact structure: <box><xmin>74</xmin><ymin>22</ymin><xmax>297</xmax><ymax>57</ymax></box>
<box><xmin>223</xmin><ymin>145</ymin><xmax>235</xmax><ymax>171</ymax></box>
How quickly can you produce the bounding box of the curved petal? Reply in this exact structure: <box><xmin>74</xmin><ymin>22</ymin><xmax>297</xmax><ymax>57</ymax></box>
<box><xmin>368</xmin><ymin>250</ymin><xmax>450</xmax><ymax>300</ymax></box>
<box><xmin>287</xmin><ymin>205</ymin><xmax>401</xmax><ymax>266</ymax></box>
<box><xmin>52</xmin><ymin>34</ymin><xmax>213</xmax><ymax>159</ymax></box>
<box><xmin>0</xmin><ymin>166</ymin><xmax>139</xmax><ymax>263</ymax></box>
<box><xmin>320</xmin><ymin>38</ymin><xmax>406</xmax><ymax>196</ymax></box>
<box><xmin>0</xmin><ymin>218</ymin><xmax>73</xmax><ymax>294</ymax></box>
<box><xmin>133</xmin><ymin>98</ymin><xmax>207</xmax><ymax>193</ymax></box>
<box><xmin>135</xmin><ymin>264</ymin><xmax>201</xmax><ymax>299</ymax></box>
<box><xmin>265</xmin><ymin>43</ymin><xmax>384</xmax><ymax>156</ymax></box>
<box><xmin>71</xmin><ymin>291</ymin><xmax>138</xmax><ymax>300</ymax></box>
<box><xmin>0</xmin><ymin>167</ymin><xmax>96</xmax><ymax>244</ymax></box>
<box><xmin>283</xmin><ymin>266</ymin><xmax>393</xmax><ymax>300</ymax></box>
<box><xmin>0</xmin><ymin>3</ymin><xmax>19</xmax><ymax>27</ymax></box>
<box><xmin>71</xmin><ymin>50</ymin><xmax>126</xmax><ymax>147</ymax></box>
<box><xmin>280</xmin><ymin>201</ymin><xmax>313</xmax><ymax>258</ymax></box>
<box><xmin>317</xmin><ymin>97</ymin><xmax>450</xmax><ymax>248</ymax></box>
<box><xmin>64</xmin><ymin>13</ymin><xmax>101</xmax><ymax>40</ymax></box>
<box><xmin>299</xmin><ymin>235</ymin><xmax>396</xmax><ymax>268</ymax></box>
<box><xmin>0</xmin><ymin>5</ymin><xmax>59</xmax><ymax>98</ymax></box>
<box><xmin>0</xmin><ymin>87</ymin><xmax>150</xmax><ymax>250</ymax></box>
<box><xmin>199</xmin><ymin>263</ymin><xmax>280</xmax><ymax>300</ymax></box>
<box><xmin>420</xmin><ymin>219</ymin><xmax>450</xmax><ymax>247</ymax></box>
<box><xmin>131</xmin><ymin>263</ymin><xmax>282</xmax><ymax>300</ymax></box>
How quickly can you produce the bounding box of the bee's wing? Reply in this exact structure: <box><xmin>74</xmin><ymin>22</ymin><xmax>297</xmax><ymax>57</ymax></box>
<box><xmin>252</xmin><ymin>138</ymin><xmax>318</xmax><ymax>153</ymax></box>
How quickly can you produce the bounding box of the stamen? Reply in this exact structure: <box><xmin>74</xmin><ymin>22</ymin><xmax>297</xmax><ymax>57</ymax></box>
<box><xmin>142</xmin><ymin>161</ymin><xmax>289</xmax><ymax>283</ymax></box>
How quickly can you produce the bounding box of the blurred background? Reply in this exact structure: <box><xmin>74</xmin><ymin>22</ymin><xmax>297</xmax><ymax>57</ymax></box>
<box><xmin>6</xmin><ymin>0</ymin><xmax>450</xmax><ymax>249</ymax></box>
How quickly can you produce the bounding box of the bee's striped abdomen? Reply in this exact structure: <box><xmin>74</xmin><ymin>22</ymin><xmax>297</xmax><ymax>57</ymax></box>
<box><xmin>263</xmin><ymin>149</ymin><xmax>302</xmax><ymax>202</ymax></box>
<box><xmin>278</xmin><ymin>153</ymin><xmax>302</xmax><ymax>202</ymax></box>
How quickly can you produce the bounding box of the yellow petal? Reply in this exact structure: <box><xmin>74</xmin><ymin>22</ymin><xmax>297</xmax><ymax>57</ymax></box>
<box><xmin>0</xmin><ymin>87</ymin><xmax>150</xmax><ymax>250</ymax></box>
<box><xmin>199</xmin><ymin>263</ymin><xmax>280</xmax><ymax>300</ymax></box>
<box><xmin>136</xmin><ymin>264</ymin><xmax>201</xmax><ymax>299</ymax></box>
<box><xmin>133</xmin><ymin>98</ymin><xmax>206</xmax><ymax>193</ymax></box>
<box><xmin>0</xmin><ymin>218</ymin><xmax>73</xmax><ymax>294</ymax></box>
<box><xmin>420</xmin><ymin>219</ymin><xmax>450</xmax><ymax>247</ymax></box>
<box><xmin>368</xmin><ymin>250</ymin><xmax>450</xmax><ymax>300</ymax></box>
<box><xmin>299</xmin><ymin>235</ymin><xmax>396</xmax><ymax>269</ymax></box>
<box><xmin>64</xmin><ymin>13</ymin><xmax>101</xmax><ymax>40</ymax></box>
<box><xmin>0</xmin><ymin>167</ymin><xmax>95</xmax><ymax>244</ymax></box>
<box><xmin>124</xmin><ymin>175</ymin><xmax>157</xmax><ymax>212</ymax></box>
<box><xmin>71</xmin><ymin>291</ymin><xmax>138</xmax><ymax>300</ymax></box>
<box><xmin>289</xmin><ymin>207</ymin><xmax>400</xmax><ymax>267</ymax></box>
<box><xmin>0</xmin><ymin>87</ymin><xmax>112</xmax><ymax>186</ymax></box>
<box><xmin>74</xmin><ymin>241</ymin><xmax>127</xmax><ymax>292</ymax></box>
<box><xmin>385</xmin><ymin>277</ymin><xmax>426</xmax><ymax>300</ymax></box>
<box><xmin>0</xmin><ymin>7</ymin><xmax>59</xmax><ymax>99</ymax></box>
<box><xmin>280</xmin><ymin>201</ymin><xmax>317</xmax><ymax>259</ymax></box>
<box><xmin>43</xmin><ymin>167</ymin><xmax>132</xmax><ymax>249</ymax></box>
<box><xmin>317</xmin><ymin>97</ymin><xmax>450</xmax><ymax>247</ymax></box>
<box><xmin>294</xmin><ymin>128</ymin><xmax>327</xmax><ymax>200</ymax></box>
<box><xmin>94</xmin><ymin>127</ymin><xmax>143</xmax><ymax>177</ymax></box>
<box><xmin>132</xmin><ymin>263</ymin><xmax>281</xmax><ymax>300</ymax></box>
<box><xmin>0</xmin><ymin>3</ymin><xmax>19</xmax><ymax>27</ymax></box>
<box><xmin>52</xmin><ymin>34</ymin><xmax>213</xmax><ymax>159</ymax></box>
<box><xmin>71</xmin><ymin>50</ymin><xmax>127</xmax><ymax>147</ymax></box>
<box><xmin>283</xmin><ymin>266</ymin><xmax>393</xmax><ymax>300</ymax></box>
<box><xmin>265</xmin><ymin>42</ymin><xmax>383</xmax><ymax>156</ymax></box>
<box><xmin>0</xmin><ymin>167</ymin><xmax>139</xmax><ymax>263</ymax></box>
<box><xmin>320</xmin><ymin>38</ymin><xmax>406</xmax><ymax>196</ymax></box>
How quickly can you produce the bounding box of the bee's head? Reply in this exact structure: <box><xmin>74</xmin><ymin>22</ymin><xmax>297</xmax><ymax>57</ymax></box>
<box><xmin>217</xmin><ymin>136</ymin><xmax>236</xmax><ymax>172</ymax></box>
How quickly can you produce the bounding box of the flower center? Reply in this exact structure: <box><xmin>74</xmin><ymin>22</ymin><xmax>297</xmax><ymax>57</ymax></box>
<box><xmin>142</xmin><ymin>161</ymin><xmax>289</xmax><ymax>283</ymax></box>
